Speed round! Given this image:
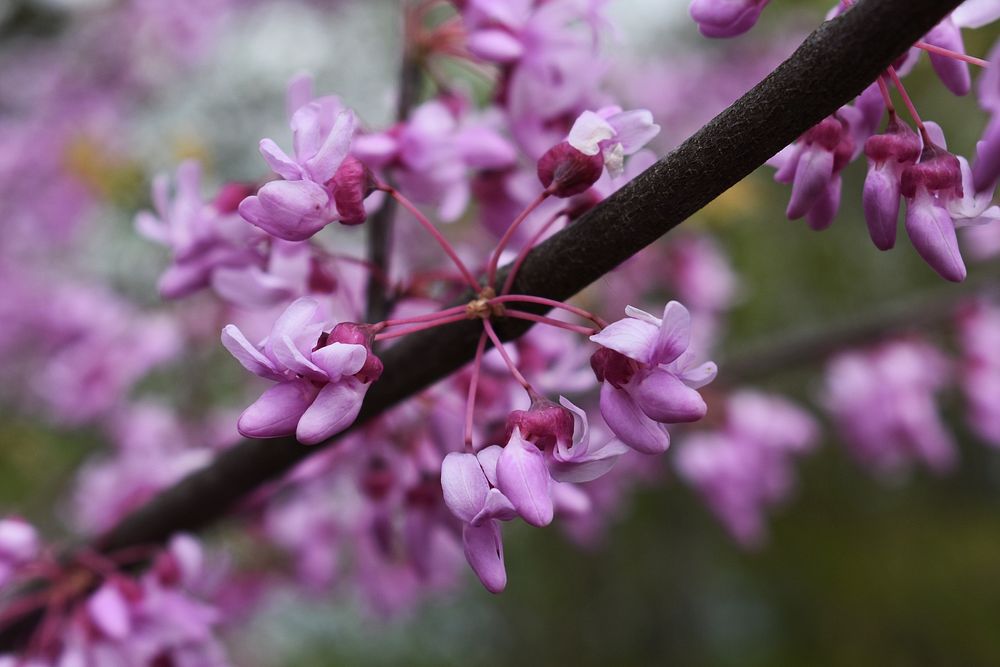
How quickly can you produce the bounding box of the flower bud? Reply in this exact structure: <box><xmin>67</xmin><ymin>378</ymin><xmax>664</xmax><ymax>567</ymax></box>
<box><xmin>330</xmin><ymin>156</ymin><xmax>377</xmax><ymax>225</ymax></box>
<box><xmin>323</xmin><ymin>322</ymin><xmax>383</xmax><ymax>383</ymax></box>
<box><xmin>901</xmin><ymin>144</ymin><xmax>963</xmax><ymax>199</ymax></box>
<box><xmin>537</xmin><ymin>142</ymin><xmax>604</xmax><ymax>197</ymax></box>
<box><xmin>504</xmin><ymin>397</ymin><xmax>574</xmax><ymax>451</ymax></box>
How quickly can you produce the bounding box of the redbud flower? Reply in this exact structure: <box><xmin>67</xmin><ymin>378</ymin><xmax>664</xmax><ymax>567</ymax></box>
<box><xmin>689</xmin><ymin>0</ymin><xmax>770</xmax><ymax>38</ymax></box>
<box><xmin>136</xmin><ymin>160</ymin><xmax>262</xmax><ymax>299</ymax></box>
<box><xmin>221</xmin><ymin>297</ymin><xmax>382</xmax><ymax>444</ymax></box>
<box><xmin>900</xmin><ymin>127</ymin><xmax>967</xmax><ymax>282</ymax></box>
<box><xmin>824</xmin><ymin>340</ymin><xmax>956</xmax><ymax>476</ymax></box>
<box><xmin>590</xmin><ymin>301</ymin><xmax>717</xmax><ymax>454</ymax></box>
<box><xmin>957</xmin><ymin>301</ymin><xmax>1000</xmax><ymax>446</ymax></box>
<box><xmin>973</xmin><ymin>39</ymin><xmax>1000</xmax><ymax>192</ymax></box>
<box><xmin>538</xmin><ymin>106</ymin><xmax>659</xmax><ymax>196</ymax></box>
<box><xmin>773</xmin><ymin>111</ymin><xmax>861</xmax><ymax>230</ymax></box>
<box><xmin>239</xmin><ymin>75</ymin><xmax>373</xmax><ymax>241</ymax></box>
<box><xmin>441</xmin><ymin>449</ymin><xmax>516</xmax><ymax>592</ymax></box>
<box><xmin>676</xmin><ymin>391</ymin><xmax>818</xmax><ymax>547</ymax></box>
<box><xmin>862</xmin><ymin>116</ymin><xmax>921</xmax><ymax>250</ymax></box>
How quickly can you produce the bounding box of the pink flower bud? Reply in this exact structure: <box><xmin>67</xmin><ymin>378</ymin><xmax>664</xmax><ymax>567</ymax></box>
<box><xmin>330</xmin><ymin>156</ymin><xmax>377</xmax><ymax>226</ymax></box>
<box><xmin>536</xmin><ymin>142</ymin><xmax>605</xmax><ymax>197</ymax></box>
<box><xmin>504</xmin><ymin>397</ymin><xmax>574</xmax><ymax>451</ymax></box>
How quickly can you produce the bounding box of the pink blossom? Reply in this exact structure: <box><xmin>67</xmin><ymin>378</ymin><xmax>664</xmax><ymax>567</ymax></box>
<box><xmin>676</xmin><ymin>391</ymin><xmax>818</xmax><ymax>547</ymax></box>
<box><xmin>823</xmin><ymin>340</ymin><xmax>957</xmax><ymax>476</ymax></box>
<box><xmin>136</xmin><ymin>160</ymin><xmax>264</xmax><ymax>300</ymax></box>
<box><xmin>590</xmin><ymin>301</ymin><xmax>717</xmax><ymax>454</ymax></box>
<box><xmin>221</xmin><ymin>297</ymin><xmax>383</xmax><ymax>444</ymax></box>
<box><xmin>957</xmin><ymin>301</ymin><xmax>1000</xmax><ymax>446</ymax></box>
<box><xmin>239</xmin><ymin>74</ymin><xmax>372</xmax><ymax>240</ymax></box>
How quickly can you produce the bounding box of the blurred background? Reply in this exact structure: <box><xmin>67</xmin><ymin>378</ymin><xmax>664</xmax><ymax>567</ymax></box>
<box><xmin>2</xmin><ymin>0</ymin><xmax>1000</xmax><ymax>665</ymax></box>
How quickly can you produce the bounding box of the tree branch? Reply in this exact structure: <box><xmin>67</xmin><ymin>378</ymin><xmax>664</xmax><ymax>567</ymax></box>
<box><xmin>0</xmin><ymin>0</ymin><xmax>965</xmax><ymax>650</ymax></box>
<box><xmin>364</xmin><ymin>36</ymin><xmax>424</xmax><ymax>322</ymax></box>
<box><xmin>720</xmin><ymin>263</ymin><xmax>1000</xmax><ymax>384</ymax></box>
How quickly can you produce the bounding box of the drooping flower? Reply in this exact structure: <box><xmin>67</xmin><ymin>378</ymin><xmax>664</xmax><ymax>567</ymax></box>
<box><xmin>862</xmin><ymin>114</ymin><xmax>922</xmax><ymax>250</ymax></box>
<box><xmin>589</xmin><ymin>301</ymin><xmax>717</xmax><ymax>454</ymax></box>
<box><xmin>900</xmin><ymin>125</ymin><xmax>968</xmax><ymax>281</ymax></box>
<box><xmin>221</xmin><ymin>297</ymin><xmax>382</xmax><ymax>444</ymax></box>
<box><xmin>676</xmin><ymin>391</ymin><xmax>818</xmax><ymax>547</ymax></box>
<box><xmin>136</xmin><ymin>160</ymin><xmax>263</xmax><ymax>300</ymax></box>
<box><xmin>956</xmin><ymin>300</ymin><xmax>1000</xmax><ymax>446</ymax></box>
<box><xmin>823</xmin><ymin>340</ymin><xmax>957</xmax><ymax>476</ymax></box>
<box><xmin>353</xmin><ymin>97</ymin><xmax>516</xmax><ymax>222</ymax></box>
<box><xmin>239</xmin><ymin>74</ymin><xmax>374</xmax><ymax>241</ymax></box>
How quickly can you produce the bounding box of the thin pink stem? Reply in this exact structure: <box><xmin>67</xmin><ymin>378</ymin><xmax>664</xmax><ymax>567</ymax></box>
<box><xmin>885</xmin><ymin>66</ymin><xmax>928</xmax><ymax>140</ymax></box>
<box><xmin>491</xmin><ymin>294</ymin><xmax>608</xmax><ymax>328</ymax></box>
<box><xmin>482</xmin><ymin>319</ymin><xmax>536</xmax><ymax>395</ymax></box>
<box><xmin>501</xmin><ymin>209</ymin><xmax>567</xmax><ymax>295</ymax></box>
<box><xmin>487</xmin><ymin>191</ymin><xmax>551</xmax><ymax>286</ymax></box>
<box><xmin>915</xmin><ymin>41</ymin><xmax>988</xmax><ymax>67</ymax></box>
<box><xmin>503</xmin><ymin>309</ymin><xmax>598</xmax><ymax>336</ymax></box>
<box><xmin>876</xmin><ymin>74</ymin><xmax>896</xmax><ymax>114</ymax></box>
<box><xmin>464</xmin><ymin>333</ymin><xmax>488</xmax><ymax>450</ymax></box>
<box><xmin>373</xmin><ymin>313</ymin><xmax>469</xmax><ymax>341</ymax></box>
<box><xmin>383</xmin><ymin>187</ymin><xmax>480</xmax><ymax>290</ymax></box>
<box><xmin>373</xmin><ymin>304</ymin><xmax>469</xmax><ymax>331</ymax></box>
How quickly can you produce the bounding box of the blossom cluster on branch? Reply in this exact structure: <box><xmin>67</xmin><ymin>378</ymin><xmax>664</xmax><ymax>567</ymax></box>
<box><xmin>0</xmin><ymin>0</ymin><xmax>999</xmax><ymax>663</ymax></box>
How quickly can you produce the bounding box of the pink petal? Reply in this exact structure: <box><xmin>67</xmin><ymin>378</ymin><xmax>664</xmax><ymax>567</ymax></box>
<box><xmin>221</xmin><ymin>325</ymin><xmax>278</xmax><ymax>379</ymax></box>
<box><xmin>311</xmin><ymin>342</ymin><xmax>368</xmax><ymax>378</ymax></box>
<box><xmin>467</xmin><ymin>28</ymin><xmax>524</xmax><ymax>63</ymax></box>
<box><xmin>599</xmin><ymin>383</ymin><xmax>670</xmax><ymax>454</ymax></box>
<box><xmin>295</xmin><ymin>378</ymin><xmax>367</xmax><ymax>444</ymax></box>
<box><xmin>441</xmin><ymin>452</ymin><xmax>490</xmax><ymax>523</ymax></box>
<box><xmin>462</xmin><ymin>520</ymin><xmax>507</xmax><ymax>593</ymax></box>
<box><xmin>259</xmin><ymin>138</ymin><xmax>303</xmax><ymax>181</ymax></box>
<box><xmin>589</xmin><ymin>317</ymin><xmax>658</xmax><ymax>364</ymax></box>
<box><xmin>905</xmin><ymin>193</ymin><xmax>967</xmax><ymax>282</ymax></box>
<box><xmin>471</xmin><ymin>488</ymin><xmax>519</xmax><ymax>525</ymax></box>
<box><xmin>786</xmin><ymin>147</ymin><xmax>834</xmax><ymax>220</ymax></box>
<box><xmin>650</xmin><ymin>301</ymin><xmax>691</xmax><ymax>365</ymax></box>
<box><xmin>238</xmin><ymin>380</ymin><xmax>318</xmax><ymax>438</ymax></box>
<box><xmin>634</xmin><ymin>369</ymin><xmax>708</xmax><ymax>423</ymax></box>
<box><xmin>496</xmin><ymin>429</ymin><xmax>553</xmax><ymax>527</ymax></box>
<box><xmin>304</xmin><ymin>109</ymin><xmax>356</xmax><ymax>184</ymax></box>
<box><xmin>567</xmin><ymin>110</ymin><xmax>615</xmax><ymax>156</ymax></box>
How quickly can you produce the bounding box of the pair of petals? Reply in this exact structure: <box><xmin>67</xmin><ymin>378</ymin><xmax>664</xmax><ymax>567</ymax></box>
<box><xmin>238</xmin><ymin>376</ymin><xmax>369</xmax><ymax>445</ymax></box>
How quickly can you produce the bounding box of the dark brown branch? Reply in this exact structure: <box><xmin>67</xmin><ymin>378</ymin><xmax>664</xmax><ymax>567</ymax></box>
<box><xmin>720</xmin><ymin>263</ymin><xmax>1000</xmax><ymax>384</ymax></box>
<box><xmin>0</xmin><ymin>0</ymin><xmax>965</xmax><ymax>651</ymax></box>
<box><xmin>364</xmin><ymin>24</ymin><xmax>424</xmax><ymax>322</ymax></box>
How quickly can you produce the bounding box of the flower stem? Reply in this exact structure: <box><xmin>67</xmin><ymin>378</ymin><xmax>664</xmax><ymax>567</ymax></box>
<box><xmin>383</xmin><ymin>186</ymin><xmax>480</xmax><ymax>290</ymax></box>
<box><xmin>464</xmin><ymin>333</ymin><xmax>488</xmax><ymax>450</ymax></box>
<box><xmin>915</xmin><ymin>41</ymin><xmax>988</xmax><ymax>67</ymax></box>
<box><xmin>482</xmin><ymin>319</ymin><xmax>536</xmax><ymax>396</ymax></box>
<box><xmin>491</xmin><ymin>294</ymin><xmax>608</xmax><ymax>327</ymax></box>
<box><xmin>503</xmin><ymin>309</ymin><xmax>598</xmax><ymax>335</ymax></box>
<box><xmin>373</xmin><ymin>312</ymin><xmax>469</xmax><ymax>341</ymax></box>
<box><xmin>487</xmin><ymin>191</ymin><xmax>550</xmax><ymax>287</ymax></box>
<box><xmin>501</xmin><ymin>209</ymin><xmax>567</xmax><ymax>295</ymax></box>
<box><xmin>372</xmin><ymin>304</ymin><xmax>469</xmax><ymax>332</ymax></box>
<box><xmin>885</xmin><ymin>66</ymin><xmax>928</xmax><ymax>141</ymax></box>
